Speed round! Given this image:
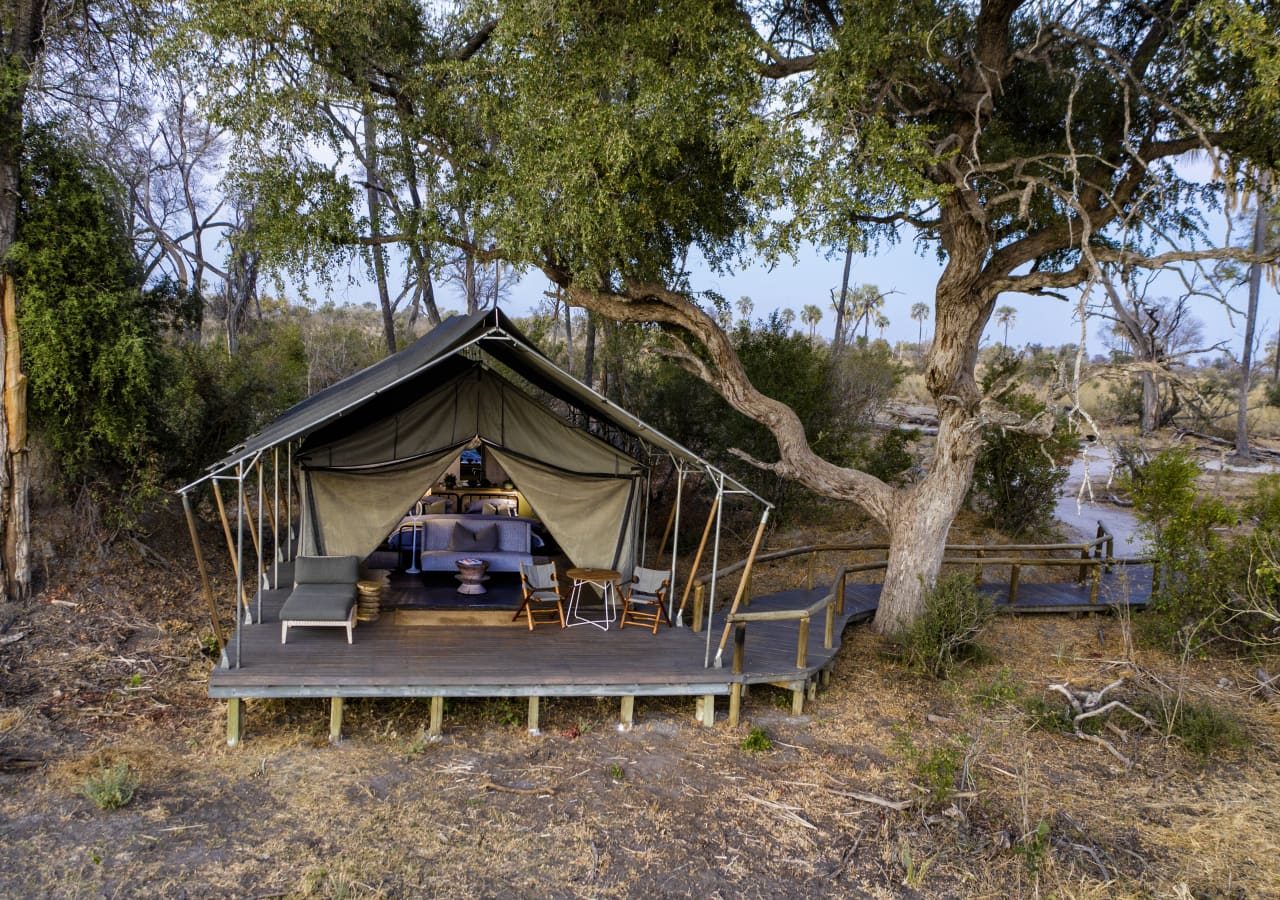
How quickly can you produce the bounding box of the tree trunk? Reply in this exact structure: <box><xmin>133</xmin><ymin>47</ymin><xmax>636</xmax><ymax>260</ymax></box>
<box><xmin>832</xmin><ymin>240</ymin><xmax>853</xmax><ymax>352</ymax></box>
<box><xmin>0</xmin><ymin>0</ymin><xmax>42</xmax><ymax>603</ymax></box>
<box><xmin>878</xmin><ymin>414</ymin><xmax>980</xmax><ymax>634</ymax></box>
<box><xmin>363</xmin><ymin>108</ymin><xmax>396</xmax><ymax>355</ymax></box>
<box><xmin>874</xmin><ymin>197</ymin><xmax>990</xmax><ymax>635</ymax></box>
<box><xmin>1236</xmin><ymin>172</ymin><xmax>1270</xmax><ymax>458</ymax></box>
<box><xmin>1141</xmin><ymin>371</ymin><xmax>1158</xmax><ymax>435</ymax></box>
<box><xmin>583</xmin><ymin>311</ymin><xmax>596</xmax><ymax>388</ymax></box>
<box><xmin>562</xmin><ymin>298</ymin><xmax>574</xmax><ymax>371</ymax></box>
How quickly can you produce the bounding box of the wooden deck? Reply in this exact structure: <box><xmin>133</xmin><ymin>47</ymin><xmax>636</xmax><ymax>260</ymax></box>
<box><xmin>211</xmin><ymin>565</ymin><xmax>1150</xmax><ymax>702</ymax></box>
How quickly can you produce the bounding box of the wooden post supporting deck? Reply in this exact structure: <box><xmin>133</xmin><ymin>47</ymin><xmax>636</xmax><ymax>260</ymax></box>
<box><xmin>329</xmin><ymin>697</ymin><xmax>344</xmax><ymax>744</ymax></box>
<box><xmin>728</xmin><ymin>623</ymin><xmax>746</xmax><ymax>727</ymax></box>
<box><xmin>696</xmin><ymin>695</ymin><xmax>715</xmax><ymax>727</ymax></box>
<box><xmin>428</xmin><ymin>696</ymin><xmax>444</xmax><ymax>739</ymax></box>
<box><xmin>619</xmin><ymin>696</ymin><xmax>634</xmax><ymax>732</ymax></box>
<box><xmin>528</xmin><ymin>696</ymin><xmax>540</xmax><ymax>735</ymax></box>
<box><xmin>691</xmin><ymin>584</ymin><xmax>705</xmax><ymax>633</ymax></box>
<box><xmin>227</xmin><ymin>698</ymin><xmax>243</xmax><ymax>747</ymax></box>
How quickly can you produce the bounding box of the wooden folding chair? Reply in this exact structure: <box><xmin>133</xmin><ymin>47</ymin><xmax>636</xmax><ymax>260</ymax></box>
<box><xmin>514</xmin><ymin>561</ymin><xmax>566</xmax><ymax>630</ymax></box>
<box><xmin>619</xmin><ymin>567</ymin><xmax>672</xmax><ymax>633</ymax></box>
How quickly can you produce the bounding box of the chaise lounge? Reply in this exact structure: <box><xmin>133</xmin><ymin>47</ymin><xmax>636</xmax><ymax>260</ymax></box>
<box><xmin>280</xmin><ymin>555</ymin><xmax>360</xmax><ymax>644</ymax></box>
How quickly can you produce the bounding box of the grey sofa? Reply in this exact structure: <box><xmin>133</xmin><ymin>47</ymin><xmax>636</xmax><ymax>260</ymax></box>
<box><xmin>408</xmin><ymin>514</ymin><xmax>534</xmax><ymax>574</ymax></box>
<box><xmin>280</xmin><ymin>555</ymin><xmax>360</xmax><ymax>644</ymax></box>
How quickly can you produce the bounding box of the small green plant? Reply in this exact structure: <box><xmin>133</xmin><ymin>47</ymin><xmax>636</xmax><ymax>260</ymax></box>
<box><xmin>894</xmin><ymin>730</ymin><xmax>965</xmax><ymax>808</ymax></box>
<box><xmin>81</xmin><ymin>761</ymin><xmax>139</xmax><ymax>810</ymax></box>
<box><xmin>973</xmin><ymin>667</ymin><xmax>1023</xmax><ymax>707</ymax></box>
<box><xmin>1022</xmin><ymin>696</ymin><xmax>1075</xmax><ymax>734</ymax></box>
<box><xmin>740</xmin><ymin>726</ymin><xmax>773</xmax><ymax>753</ymax></box>
<box><xmin>898</xmin><ymin>837</ymin><xmax>934</xmax><ymax>889</ymax></box>
<box><xmin>898</xmin><ymin>574</ymin><xmax>994</xmax><ymax>678</ymax></box>
<box><xmin>1015</xmin><ymin>820</ymin><xmax>1052</xmax><ymax>875</ymax></box>
<box><xmin>608</xmin><ymin>762</ymin><xmax>625</xmax><ymax>781</ymax></box>
<box><xmin>1151</xmin><ymin>696</ymin><xmax>1249</xmax><ymax>759</ymax></box>
<box><xmin>127</xmin><ymin>673</ymin><xmax>142</xmax><ymax>688</ymax></box>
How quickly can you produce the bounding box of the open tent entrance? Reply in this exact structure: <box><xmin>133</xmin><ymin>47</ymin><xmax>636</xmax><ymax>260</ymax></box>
<box><xmin>295</xmin><ymin>361</ymin><xmax>643</xmax><ymax>577</ymax></box>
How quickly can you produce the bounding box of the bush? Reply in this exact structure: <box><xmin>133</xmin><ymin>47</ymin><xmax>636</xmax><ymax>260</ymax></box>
<box><xmin>739</xmin><ymin>726</ymin><xmax>773</xmax><ymax>753</ymax></box>
<box><xmin>898</xmin><ymin>574</ymin><xmax>994</xmax><ymax>678</ymax></box>
<box><xmin>1150</xmin><ymin>697</ymin><xmax>1249</xmax><ymax>760</ymax></box>
<box><xmin>969</xmin><ymin>361</ymin><xmax>1076</xmax><ymax>537</ymax></box>
<box><xmin>81</xmin><ymin>761</ymin><xmax>139</xmax><ymax>810</ymax></box>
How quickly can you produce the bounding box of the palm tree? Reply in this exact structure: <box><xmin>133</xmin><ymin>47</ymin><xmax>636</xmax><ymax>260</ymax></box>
<box><xmin>801</xmin><ymin>304</ymin><xmax>823</xmax><ymax>344</ymax></box>
<box><xmin>848</xmin><ymin>285</ymin><xmax>883</xmax><ymax>340</ymax></box>
<box><xmin>910</xmin><ymin>302</ymin><xmax>930</xmax><ymax>345</ymax></box>
<box><xmin>995</xmin><ymin>305</ymin><xmax>1017</xmax><ymax>346</ymax></box>
<box><xmin>874</xmin><ymin>312</ymin><xmax>890</xmax><ymax>340</ymax></box>
<box><xmin>736</xmin><ymin>295</ymin><xmax>754</xmax><ymax>324</ymax></box>
<box><xmin>780</xmin><ymin>307</ymin><xmax>796</xmax><ymax>330</ymax></box>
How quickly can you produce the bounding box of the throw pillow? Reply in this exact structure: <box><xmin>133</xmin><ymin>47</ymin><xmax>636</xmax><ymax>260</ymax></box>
<box><xmin>450</xmin><ymin>522</ymin><xmax>480</xmax><ymax>552</ymax></box>
<box><xmin>471</xmin><ymin>523</ymin><xmax>498</xmax><ymax>551</ymax></box>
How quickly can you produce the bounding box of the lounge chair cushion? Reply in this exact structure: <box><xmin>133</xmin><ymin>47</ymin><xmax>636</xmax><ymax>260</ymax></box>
<box><xmin>280</xmin><ymin>584</ymin><xmax>356</xmax><ymax>621</ymax></box>
<box><xmin>294</xmin><ymin>555</ymin><xmax>360</xmax><ymax>585</ymax></box>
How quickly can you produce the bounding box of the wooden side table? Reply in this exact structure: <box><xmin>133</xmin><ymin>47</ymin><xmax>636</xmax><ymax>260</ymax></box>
<box><xmin>565</xmin><ymin>567</ymin><xmax>621</xmax><ymax>631</ymax></box>
<box><xmin>455</xmin><ymin>558</ymin><xmax>490</xmax><ymax>595</ymax></box>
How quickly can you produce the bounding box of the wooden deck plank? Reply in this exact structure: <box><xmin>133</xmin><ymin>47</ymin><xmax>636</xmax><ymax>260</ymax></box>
<box><xmin>213</xmin><ymin>565</ymin><xmax>1153</xmax><ymax>700</ymax></box>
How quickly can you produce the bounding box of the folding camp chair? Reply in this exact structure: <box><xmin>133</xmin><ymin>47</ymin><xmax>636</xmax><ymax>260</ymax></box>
<box><xmin>514</xmin><ymin>561</ymin><xmax>566</xmax><ymax>630</ymax></box>
<box><xmin>619</xmin><ymin>567</ymin><xmax>672</xmax><ymax>633</ymax></box>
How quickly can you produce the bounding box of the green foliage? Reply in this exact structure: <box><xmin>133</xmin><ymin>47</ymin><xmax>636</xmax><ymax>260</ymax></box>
<box><xmin>1126</xmin><ymin>449</ymin><xmax>1248</xmax><ymax>649</ymax></box>
<box><xmin>894</xmin><ymin>730</ymin><xmax>965</xmax><ymax>808</ymax></box>
<box><xmin>1150</xmin><ymin>696</ymin><xmax>1249</xmax><ymax>760</ymax></box>
<box><xmin>10</xmin><ymin>131</ymin><xmax>176</xmax><ymax>489</ymax></box>
<box><xmin>739</xmin><ymin>726</ymin><xmax>773</xmax><ymax>753</ymax></box>
<box><xmin>80</xmin><ymin>762</ymin><xmax>139</xmax><ymax>811</ymax></box>
<box><xmin>897</xmin><ymin>575</ymin><xmax>994</xmax><ymax>679</ymax></box>
<box><xmin>1015</xmin><ymin>821</ymin><xmax>1052</xmax><ymax>876</ymax></box>
<box><xmin>972</xmin><ymin>668</ymin><xmax>1023</xmax><ymax>708</ymax></box>
<box><xmin>632</xmin><ymin>313</ymin><xmax>878</xmax><ymax>516</ymax></box>
<box><xmin>969</xmin><ymin>359</ymin><xmax>1076</xmax><ymax>537</ymax></box>
<box><xmin>854</xmin><ymin>428</ymin><xmax>918</xmax><ymax>485</ymax></box>
<box><xmin>1022</xmin><ymin>696</ymin><xmax>1076</xmax><ymax>734</ymax></box>
<box><xmin>607</xmin><ymin>762</ymin><xmax>625</xmax><ymax>781</ymax></box>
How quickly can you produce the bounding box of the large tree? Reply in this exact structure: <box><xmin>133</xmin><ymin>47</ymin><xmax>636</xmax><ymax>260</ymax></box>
<box><xmin>199</xmin><ymin>0</ymin><xmax>1280</xmax><ymax>634</ymax></box>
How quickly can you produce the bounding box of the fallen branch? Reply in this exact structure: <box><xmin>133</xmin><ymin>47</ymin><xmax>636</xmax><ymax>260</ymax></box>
<box><xmin>824</xmin><ymin>787</ymin><xmax>913</xmax><ymax>812</ymax></box>
<box><xmin>479</xmin><ymin>778</ymin><xmax>554</xmax><ymax>796</ymax></box>
<box><xmin>0</xmin><ymin>631</ymin><xmax>25</xmax><ymax>647</ymax></box>
<box><xmin>741</xmin><ymin>794</ymin><xmax>818</xmax><ymax>830</ymax></box>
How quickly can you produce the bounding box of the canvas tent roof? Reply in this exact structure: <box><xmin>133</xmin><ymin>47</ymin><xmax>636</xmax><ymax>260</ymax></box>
<box><xmin>191</xmin><ymin>308</ymin><xmax>756</xmax><ymax>492</ymax></box>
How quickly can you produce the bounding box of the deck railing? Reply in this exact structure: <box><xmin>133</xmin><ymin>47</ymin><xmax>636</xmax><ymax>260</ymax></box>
<box><xmin>695</xmin><ymin>523</ymin><xmax>1151</xmax><ymax>684</ymax></box>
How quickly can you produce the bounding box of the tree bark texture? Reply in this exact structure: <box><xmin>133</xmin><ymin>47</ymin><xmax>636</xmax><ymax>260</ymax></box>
<box><xmin>1236</xmin><ymin>173</ymin><xmax>1271</xmax><ymax>458</ymax></box>
<box><xmin>0</xmin><ymin>0</ymin><xmax>42</xmax><ymax>602</ymax></box>
<box><xmin>364</xmin><ymin>108</ymin><xmax>396</xmax><ymax>355</ymax></box>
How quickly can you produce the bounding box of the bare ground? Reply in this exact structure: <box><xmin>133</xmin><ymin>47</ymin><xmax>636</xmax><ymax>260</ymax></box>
<box><xmin>1</xmin><ymin>502</ymin><xmax>1278</xmax><ymax>898</ymax></box>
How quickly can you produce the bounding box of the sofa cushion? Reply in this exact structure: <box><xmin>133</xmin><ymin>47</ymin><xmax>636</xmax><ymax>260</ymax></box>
<box><xmin>280</xmin><ymin>584</ymin><xmax>356</xmax><ymax>621</ymax></box>
<box><xmin>450</xmin><ymin>522</ymin><xmax>497</xmax><ymax>552</ymax></box>
<box><xmin>294</xmin><ymin>555</ymin><xmax>359</xmax><ymax>585</ymax></box>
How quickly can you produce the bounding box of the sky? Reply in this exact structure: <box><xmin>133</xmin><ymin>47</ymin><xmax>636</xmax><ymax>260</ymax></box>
<box><xmin>487</xmin><ymin>231</ymin><xmax>1278</xmax><ymax>361</ymax></box>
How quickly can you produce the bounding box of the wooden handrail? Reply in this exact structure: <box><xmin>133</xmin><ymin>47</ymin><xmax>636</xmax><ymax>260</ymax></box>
<box><xmin>694</xmin><ymin>530</ymin><xmax>1119</xmax><ymax>587</ymax></box>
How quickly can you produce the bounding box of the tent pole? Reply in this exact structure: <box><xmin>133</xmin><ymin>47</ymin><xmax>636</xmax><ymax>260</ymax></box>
<box><xmin>704</xmin><ymin>472</ymin><xmax>725</xmax><ymax>668</ymax></box>
<box><xmin>235</xmin><ymin>462</ymin><xmax>245</xmax><ymax>668</ymax></box>
<box><xmin>256</xmin><ymin>458</ymin><xmax>265</xmax><ymax>624</ymax></box>
<box><xmin>713</xmin><ymin>508</ymin><xmax>770</xmax><ymax>667</ymax></box>
<box><xmin>675</xmin><ymin>489</ymin><xmax>719</xmax><ymax>627</ymax></box>
<box><xmin>212</xmin><ymin>477</ymin><xmax>249</xmax><ymax>616</ymax></box>
<box><xmin>669</xmin><ymin>464</ymin><xmax>684</xmax><ymax>621</ymax></box>
<box><xmin>272</xmin><ymin>447</ymin><xmax>279</xmax><ymax>587</ymax></box>
<box><xmin>640</xmin><ymin>471</ymin><xmax>650</xmax><ymax>566</ymax></box>
<box><xmin>181</xmin><ymin>489</ymin><xmax>225</xmax><ymax>652</ymax></box>
<box><xmin>286</xmin><ymin>443</ymin><xmax>294</xmax><ymax>559</ymax></box>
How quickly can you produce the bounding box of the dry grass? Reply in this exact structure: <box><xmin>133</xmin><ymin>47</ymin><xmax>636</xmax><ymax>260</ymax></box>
<box><xmin>2</xmin><ymin>501</ymin><xmax>1279</xmax><ymax>898</ymax></box>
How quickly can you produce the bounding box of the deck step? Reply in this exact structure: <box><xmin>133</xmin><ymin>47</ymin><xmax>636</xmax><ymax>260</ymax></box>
<box><xmin>394</xmin><ymin>609</ymin><xmax>523</xmax><ymax>627</ymax></box>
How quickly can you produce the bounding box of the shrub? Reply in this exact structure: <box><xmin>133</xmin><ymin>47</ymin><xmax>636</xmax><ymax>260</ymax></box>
<box><xmin>898</xmin><ymin>574</ymin><xmax>994</xmax><ymax>678</ymax></box>
<box><xmin>1150</xmin><ymin>697</ymin><xmax>1249</xmax><ymax>760</ymax></box>
<box><xmin>973</xmin><ymin>668</ymin><xmax>1023</xmax><ymax>708</ymax></box>
<box><xmin>969</xmin><ymin>360</ymin><xmax>1076</xmax><ymax>536</ymax></box>
<box><xmin>81</xmin><ymin>762</ymin><xmax>139</xmax><ymax>810</ymax></box>
<box><xmin>1022</xmin><ymin>696</ymin><xmax>1075</xmax><ymax>733</ymax></box>
<box><xmin>740</xmin><ymin>726</ymin><xmax>772</xmax><ymax>753</ymax></box>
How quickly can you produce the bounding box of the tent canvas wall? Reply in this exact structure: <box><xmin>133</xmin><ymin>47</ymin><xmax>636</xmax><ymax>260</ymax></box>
<box><xmin>297</xmin><ymin>361</ymin><xmax>643</xmax><ymax>576</ymax></box>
